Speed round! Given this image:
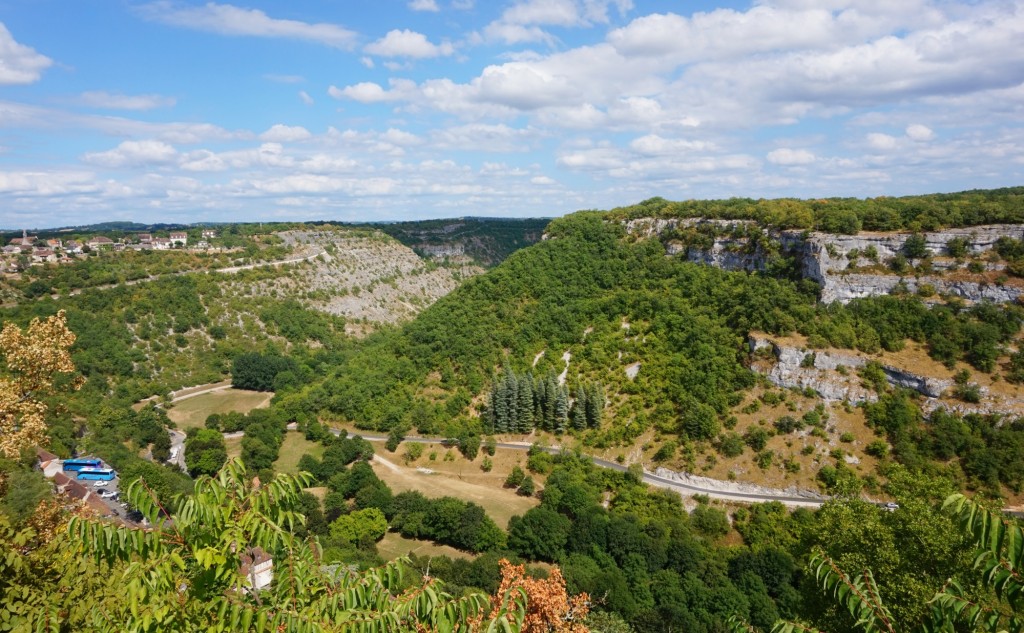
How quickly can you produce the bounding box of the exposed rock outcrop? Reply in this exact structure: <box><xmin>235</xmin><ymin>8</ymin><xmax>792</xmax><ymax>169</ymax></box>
<box><xmin>624</xmin><ymin>218</ymin><xmax>1024</xmax><ymax>304</ymax></box>
<box><xmin>749</xmin><ymin>334</ymin><xmax>953</xmax><ymax>402</ymax></box>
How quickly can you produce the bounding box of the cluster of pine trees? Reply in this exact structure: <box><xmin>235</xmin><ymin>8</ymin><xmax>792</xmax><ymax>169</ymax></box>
<box><xmin>485</xmin><ymin>368</ymin><xmax>603</xmax><ymax>433</ymax></box>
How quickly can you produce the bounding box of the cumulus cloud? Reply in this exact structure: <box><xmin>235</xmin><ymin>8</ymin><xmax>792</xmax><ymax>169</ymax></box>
<box><xmin>138</xmin><ymin>2</ymin><xmax>358</xmax><ymax>50</ymax></box>
<box><xmin>83</xmin><ymin>140</ymin><xmax>178</xmax><ymax>168</ymax></box>
<box><xmin>867</xmin><ymin>133</ymin><xmax>899</xmax><ymax>151</ymax></box>
<box><xmin>328</xmin><ymin>80</ymin><xmax>416</xmax><ymax>103</ymax></box>
<box><xmin>0</xmin><ymin>170</ymin><xmax>96</xmax><ymax>196</ymax></box>
<box><xmin>379</xmin><ymin>128</ymin><xmax>423</xmax><ymax>146</ymax></box>
<box><xmin>0</xmin><ymin>23</ymin><xmax>52</xmax><ymax>85</ymax></box>
<box><xmin>259</xmin><ymin>124</ymin><xmax>312</xmax><ymax>142</ymax></box>
<box><xmin>408</xmin><ymin>0</ymin><xmax>439</xmax><ymax>11</ymax></box>
<box><xmin>767</xmin><ymin>148</ymin><xmax>816</xmax><ymax>165</ymax></box>
<box><xmin>299</xmin><ymin>90</ymin><xmax>314</xmax><ymax>106</ymax></box>
<box><xmin>481</xmin><ymin>0</ymin><xmax>633</xmax><ymax>44</ymax></box>
<box><xmin>78</xmin><ymin>91</ymin><xmax>177</xmax><ymax>110</ymax></box>
<box><xmin>364</xmin><ymin>29</ymin><xmax>454</xmax><ymax>58</ymax></box>
<box><xmin>630</xmin><ymin>134</ymin><xmax>710</xmax><ymax>155</ymax></box>
<box><xmin>906</xmin><ymin>123</ymin><xmax>936</xmax><ymax>141</ymax></box>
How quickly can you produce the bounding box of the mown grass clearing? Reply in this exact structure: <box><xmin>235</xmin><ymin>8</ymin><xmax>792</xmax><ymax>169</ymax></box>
<box><xmin>274</xmin><ymin>431</ymin><xmax>325</xmax><ymax>475</ymax></box>
<box><xmin>370</xmin><ymin>451</ymin><xmax>538</xmax><ymax>528</ymax></box>
<box><xmin>376</xmin><ymin>532</ymin><xmax>474</xmax><ymax>562</ymax></box>
<box><xmin>166</xmin><ymin>388</ymin><xmax>273</xmax><ymax>430</ymax></box>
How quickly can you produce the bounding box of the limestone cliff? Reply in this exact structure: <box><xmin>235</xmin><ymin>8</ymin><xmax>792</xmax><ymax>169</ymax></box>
<box><xmin>748</xmin><ymin>333</ymin><xmax>1024</xmax><ymax>416</ymax></box>
<box><xmin>624</xmin><ymin>218</ymin><xmax>1024</xmax><ymax>304</ymax></box>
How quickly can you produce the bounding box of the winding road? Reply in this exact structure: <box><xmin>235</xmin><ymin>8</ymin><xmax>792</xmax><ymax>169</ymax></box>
<box><xmin>332</xmin><ymin>430</ymin><xmax>828</xmax><ymax>508</ymax></box>
<box><xmin>149</xmin><ymin>380</ymin><xmax>827</xmax><ymax>507</ymax></box>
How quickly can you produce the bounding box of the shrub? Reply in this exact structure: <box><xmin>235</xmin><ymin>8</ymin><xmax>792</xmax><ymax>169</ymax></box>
<box><xmin>517</xmin><ymin>476</ymin><xmax>536</xmax><ymax>497</ymax></box>
<box><xmin>744</xmin><ymin>426</ymin><xmax>771</xmax><ymax>451</ymax></box>
<box><xmin>718</xmin><ymin>433</ymin><xmax>745</xmax><ymax>458</ymax></box>
<box><xmin>404</xmin><ymin>442</ymin><xmax>424</xmax><ymax>463</ymax></box>
<box><xmin>773</xmin><ymin>416</ymin><xmax>802</xmax><ymax>434</ymax></box>
<box><xmin>755</xmin><ymin>450</ymin><xmax>775</xmax><ymax>470</ymax></box>
<box><xmin>505</xmin><ymin>465</ymin><xmax>526</xmax><ymax>488</ymax></box>
<box><xmin>865</xmin><ymin>440</ymin><xmax>889</xmax><ymax>458</ymax></box>
<box><xmin>653</xmin><ymin>440</ymin><xmax>678</xmax><ymax>462</ymax></box>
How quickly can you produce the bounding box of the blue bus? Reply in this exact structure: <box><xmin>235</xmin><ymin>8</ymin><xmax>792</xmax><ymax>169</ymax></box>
<box><xmin>62</xmin><ymin>458</ymin><xmax>103</xmax><ymax>472</ymax></box>
<box><xmin>77</xmin><ymin>468</ymin><xmax>116</xmax><ymax>481</ymax></box>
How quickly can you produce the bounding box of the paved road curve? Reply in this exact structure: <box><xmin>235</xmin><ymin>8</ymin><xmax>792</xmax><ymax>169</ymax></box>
<box><xmin>144</xmin><ymin>380</ymin><xmax>826</xmax><ymax>508</ymax></box>
<box><xmin>334</xmin><ymin>430</ymin><xmax>827</xmax><ymax>508</ymax></box>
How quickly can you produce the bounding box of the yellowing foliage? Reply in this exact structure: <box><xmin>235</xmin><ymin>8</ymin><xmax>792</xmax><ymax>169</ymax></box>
<box><xmin>0</xmin><ymin>310</ymin><xmax>80</xmax><ymax>458</ymax></box>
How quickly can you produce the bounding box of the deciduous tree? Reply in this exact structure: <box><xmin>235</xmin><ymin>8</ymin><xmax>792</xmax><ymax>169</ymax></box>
<box><xmin>0</xmin><ymin>310</ymin><xmax>80</xmax><ymax>458</ymax></box>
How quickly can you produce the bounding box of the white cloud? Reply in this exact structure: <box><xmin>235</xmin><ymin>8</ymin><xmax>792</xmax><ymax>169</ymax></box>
<box><xmin>630</xmin><ymin>134</ymin><xmax>710</xmax><ymax>155</ymax></box>
<box><xmin>0</xmin><ymin>170</ymin><xmax>96</xmax><ymax>196</ymax></box>
<box><xmin>360</xmin><ymin>56</ymin><xmax>375</xmax><ymax>69</ymax></box>
<box><xmin>432</xmin><ymin>123</ymin><xmax>535</xmax><ymax>152</ymax></box>
<box><xmin>299</xmin><ymin>90</ymin><xmax>314</xmax><ymax>106</ymax></box>
<box><xmin>365</xmin><ymin>29</ymin><xmax>454</xmax><ymax>59</ymax></box>
<box><xmin>531</xmin><ymin>175</ymin><xmax>556</xmax><ymax>185</ymax></box>
<box><xmin>259</xmin><ymin>124</ymin><xmax>312</xmax><ymax>142</ymax></box>
<box><xmin>328</xmin><ymin>80</ymin><xmax>416</xmax><ymax>103</ymax></box>
<box><xmin>83</xmin><ymin>140</ymin><xmax>178</xmax><ymax>168</ymax></box>
<box><xmin>78</xmin><ymin>91</ymin><xmax>177</xmax><ymax>110</ymax></box>
<box><xmin>139</xmin><ymin>2</ymin><xmax>358</xmax><ymax>50</ymax></box>
<box><xmin>0</xmin><ymin>23</ymin><xmax>52</xmax><ymax>85</ymax></box>
<box><xmin>476</xmin><ymin>63</ymin><xmax>576</xmax><ymax>110</ymax></box>
<box><xmin>408</xmin><ymin>0</ymin><xmax>439</xmax><ymax>11</ymax></box>
<box><xmin>380</xmin><ymin>128</ymin><xmax>423</xmax><ymax>146</ymax></box>
<box><xmin>767</xmin><ymin>148</ymin><xmax>816</xmax><ymax>165</ymax></box>
<box><xmin>481</xmin><ymin>0</ymin><xmax>633</xmax><ymax>44</ymax></box>
<box><xmin>866</xmin><ymin>133</ymin><xmax>899</xmax><ymax>151</ymax></box>
<box><xmin>906</xmin><ymin>123</ymin><xmax>936</xmax><ymax>141</ymax></box>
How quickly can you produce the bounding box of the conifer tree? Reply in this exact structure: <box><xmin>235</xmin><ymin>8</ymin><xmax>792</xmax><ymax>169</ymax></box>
<box><xmin>505</xmin><ymin>369</ymin><xmax>519</xmax><ymax>433</ymax></box>
<box><xmin>532</xmin><ymin>374</ymin><xmax>545</xmax><ymax>428</ymax></box>
<box><xmin>554</xmin><ymin>386</ymin><xmax>569</xmax><ymax>433</ymax></box>
<box><xmin>544</xmin><ymin>374</ymin><xmax>558</xmax><ymax>430</ymax></box>
<box><xmin>517</xmin><ymin>373</ymin><xmax>534</xmax><ymax>432</ymax></box>
<box><xmin>492</xmin><ymin>372</ymin><xmax>509</xmax><ymax>433</ymax></box>
<box><xmin>570</xmin><ymin>386</ymin><xmax>587</xmax><ymax>431</ymax></box>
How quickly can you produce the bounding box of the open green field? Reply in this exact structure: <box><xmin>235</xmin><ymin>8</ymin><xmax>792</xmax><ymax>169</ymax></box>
<box><xmin>166</xmin><ymin>388</ymin><xmax>273</xmax><ymax>430</ymax></box>
<box><xmin>370</xmin><ymin>453</ymin><xmax>538</xmax><ymax>528</ymax></box>
<box><xmin>273</xmin><ymin>431</ymin><xmax>325</xmax><ymax>475</ymax></box>
<box><xmin>376</xmin><ymin>532</ymin><xmax>474</xmax><ymax>561</ymax></box>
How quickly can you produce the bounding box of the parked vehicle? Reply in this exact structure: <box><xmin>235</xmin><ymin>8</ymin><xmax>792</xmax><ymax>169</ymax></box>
<box><xmin>77</xmin><ymin>468</ymin><xmax>116</xmax><ymax>481</ymax></box>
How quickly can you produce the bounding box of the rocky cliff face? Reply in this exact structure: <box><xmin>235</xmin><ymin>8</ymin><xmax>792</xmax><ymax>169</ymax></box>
<box><xmin>624</xmin><ymin>218</ymin><xmax>1024</xmax><ymax>304</ymax></box>
<box><xmin>747</xmin><ymin>334</ymin><xmax>1024</xmax><ymax>416</ymax></box>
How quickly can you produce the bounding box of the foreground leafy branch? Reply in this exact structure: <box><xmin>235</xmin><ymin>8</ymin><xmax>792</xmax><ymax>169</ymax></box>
<box><xmin>66</xmin><ymin>459</ymin><xmax>528</xmax><ymax>632</ymax></box>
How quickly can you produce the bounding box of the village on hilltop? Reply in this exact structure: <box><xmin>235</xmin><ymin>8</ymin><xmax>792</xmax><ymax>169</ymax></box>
<box><xmin>1</xmin><ymin>228</ymin><xmax>221</xmax><ymax>271</ymax></box>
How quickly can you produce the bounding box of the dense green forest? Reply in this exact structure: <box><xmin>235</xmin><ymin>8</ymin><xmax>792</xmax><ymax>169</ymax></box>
<box><xmin>608</xmin><ymin>187</ymin><xmax>1024</xmax><ymax>233</ymax></box>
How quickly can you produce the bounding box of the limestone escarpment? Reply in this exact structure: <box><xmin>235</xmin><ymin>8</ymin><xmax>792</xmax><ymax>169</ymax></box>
<box><xmin>624</xmin><ymin>218</ymin><xmax>1024</xmax><ymax>304</ymax></box>
<box><xmin>748</xmin><ymin>334</ymin><xmax>1024</xmax><ymax>416</ymax></box>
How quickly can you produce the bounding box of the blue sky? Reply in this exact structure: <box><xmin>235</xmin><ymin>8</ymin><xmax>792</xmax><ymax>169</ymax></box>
<box><xmin>1</xmin><ymin>0</ymin><xmax>1023</xmax><ymax>228</ymax></box>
